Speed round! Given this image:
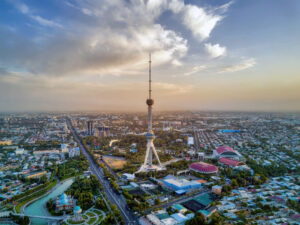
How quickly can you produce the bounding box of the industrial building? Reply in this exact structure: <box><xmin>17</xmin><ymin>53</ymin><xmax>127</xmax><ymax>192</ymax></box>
<box><xmin>162</xmin><ymin>175</ymin><xmax>202</xmax><ymax>192</ymax></box>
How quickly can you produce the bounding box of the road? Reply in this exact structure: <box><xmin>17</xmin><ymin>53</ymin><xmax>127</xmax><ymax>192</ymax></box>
<box><xmin>14</xmin><ymin>213</ymin><xmax>67</xmax><ymax>220</ymax></box>
<box><xmin>193</xmin><ymin>127</ymin><xmax>200</xmax><ymax>155</ymax></box>
<box><xmin>67</xmin><ymin>119</ymin><xmax>138</xmax><ymax>225</ymax></box>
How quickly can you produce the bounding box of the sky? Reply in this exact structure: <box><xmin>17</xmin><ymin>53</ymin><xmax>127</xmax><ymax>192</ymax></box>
<box><xmin>0</xmin><ymin>0</ymin><xmax>300</xmax><ymax>112</ymax></box>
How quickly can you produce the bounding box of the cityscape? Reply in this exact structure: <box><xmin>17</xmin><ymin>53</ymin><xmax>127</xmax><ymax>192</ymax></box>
<box><xmin>0</xmin><ymin>0</ymin><xmax>300</xmax><ymax>225</ymax></box>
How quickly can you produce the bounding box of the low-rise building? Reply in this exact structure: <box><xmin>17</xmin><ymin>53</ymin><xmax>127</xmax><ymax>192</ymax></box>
<box><xmin>25</xmin><ymin>171</ymin><xmax>47</xmax><ymax>179</ymax></box>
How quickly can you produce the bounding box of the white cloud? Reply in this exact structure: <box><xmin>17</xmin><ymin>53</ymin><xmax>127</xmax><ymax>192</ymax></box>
<box><xmin>219</xmin><ymin>58</ymin><xmax>256</xmax><ymax>73</ymax></box>
<box><xmin>2</xmin><ymin>0</ymin><xmax>187</xmax><ymax>76</ymax></box>
<box><xmin>182</xmin><ymin>5</ymin><xmax>222</xmax><ymax>41</ymax></box>
<box><xmin>30</xmin><ymin>15</ymin><xmax>62</xmax><ymax>28</ymax></box>
<box><xmin>205</xmin><ymin>43</ymin><xmax>226</xmax><ymax>58</ymax></box>
<box><xmin>184</xmin><ymin>65</ymin><xmax>206</xmax><ymax>76</ymax></box>
<box><xmin>141</xmin><ymin>0</ymin><xmax>230</xmax><ymax>42</ymax></box>
<box><xmin>168</xmin><ymin>0</ymin><xmax>184</xmax><ymax>13</ymax></box>
<box><xmin>10</xmin><ymin>1</ymin><xmax>62</xmax><ymax>28</ymax></box>
<box><xmin>155</xmin><ymin>82</ymin><xmax>192</xmax><ymax>94</ymax></box>
<box><xmin>216</xmin><ymin>1</ymin><xmax>234</xmax><ymax>14</ymax></box>
<box><xmin>82</xmin><ymin>8</ymin><xmax>93</xmax><ymax>16</ymax></box>
<box><xmin>17</xmin><ymin>3</ymin><xmax>29</xmax><ymax>14</ymax></box>
<box><xmin>3</xmin><ymin>0</ymin><xmax>233</xmax><ymax>78</ymax></box>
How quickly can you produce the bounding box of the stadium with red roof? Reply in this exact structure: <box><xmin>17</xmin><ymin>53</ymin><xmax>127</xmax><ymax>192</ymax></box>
<box><xmin>214</xmin><ymin>145</ymin><xmax>241</xmax><ymax>160</ymax></box>
<box><xmin>189</xmin><ymin>162</ymin><xmax>218</xmax><ymax>174</ymax></box>
<box><xmin>218</xmin><ymin>157</ymin><xmax>245</xmax><ymax>167</ymax></box>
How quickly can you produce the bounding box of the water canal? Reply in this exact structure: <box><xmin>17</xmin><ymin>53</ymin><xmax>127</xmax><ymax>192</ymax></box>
<box><xmin>24</xmin><ymin>178</ymin><xmax>74</xmax><ymax>225</ymax></box>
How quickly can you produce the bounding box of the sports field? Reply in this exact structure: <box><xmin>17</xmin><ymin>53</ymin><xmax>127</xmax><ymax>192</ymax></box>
<box><xmin>102</xmin><ymin>156</ymin><xmax>127</xmax><ymax>169</ymax></box>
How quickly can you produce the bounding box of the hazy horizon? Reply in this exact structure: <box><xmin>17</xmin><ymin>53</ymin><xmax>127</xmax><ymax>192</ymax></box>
<box><xmin>1</xmin><ymin>109</ymin><xmax>300</xmax><ymax>114</ymax></box>
<box><xmin>1</xmin><ymin>0</ymin><xmax>299</xmax><ymax>112</ymax></box>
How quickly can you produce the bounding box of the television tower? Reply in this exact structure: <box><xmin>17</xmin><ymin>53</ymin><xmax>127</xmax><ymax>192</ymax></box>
<box><xmin>137</xmin><ymin>54</ymin><xmax>165</xmax><ymax>173</ymax></box>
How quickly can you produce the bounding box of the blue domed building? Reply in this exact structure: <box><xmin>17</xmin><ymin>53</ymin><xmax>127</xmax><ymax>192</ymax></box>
<box><xmin>74</xmin><ymin>205</ymin><xmax>82</xmax><ymax>214</ymax></box>
<box><xmin>72</xmin><ymin>205</ymin><xmax>83</xmax><ymax>222</ymax></box>
<box><xmin>55</xmin><ymin>193</ymin><xmax>73</xmax><ymax>211</ymax></box>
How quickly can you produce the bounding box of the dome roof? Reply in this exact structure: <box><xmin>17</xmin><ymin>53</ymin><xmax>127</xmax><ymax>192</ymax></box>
<box><xmin>74</xmin><ymin>205</ymin><xmax>82</xmax><ymax>213</ymax></box>
<box><xmin>218</xmin><ymin>157</ymin><xmax>244</xmax><ymax>167</ymax></box>
<box><xmin>216</xmin><ymin>146</ymin><xmax>235</xmax><ymax>155</ymax></box>
<box><xmin>189</xmin><ymin>162</ymin><xmax>218</xmax><ymax>173</ymax></box>
<box><xmin>60</xmin><ymin>193</ymin><xmax>68</xmax><ymax>200</ymax></box>
<box><xmin>57</xmin><ymin>193</ymin><xmax>71</xmax><ymax>205</ymax></box>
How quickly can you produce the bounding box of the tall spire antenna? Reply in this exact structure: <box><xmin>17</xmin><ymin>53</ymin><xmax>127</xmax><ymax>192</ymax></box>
<box><xmin>149</xmin><ymin>53</ymin><xmax>152</xmax><ymax>99</ymax></box>
<box><xmin>137</xmin><ymin>53</ymin><xmax>165</xmax><ymax>173</ymax></box>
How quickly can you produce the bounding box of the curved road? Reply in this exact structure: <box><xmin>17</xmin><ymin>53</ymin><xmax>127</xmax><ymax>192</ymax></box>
<box><xmin>67</xmin><ymin>119</ymin><xmax>138</xmax><ymax>225</ymax></box>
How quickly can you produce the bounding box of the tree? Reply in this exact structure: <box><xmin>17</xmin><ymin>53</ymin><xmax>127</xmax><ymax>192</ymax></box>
<box><xmin>185</xmin><ymin>212</ymin><xmax>206</xmax><ymax>225</ymax></box>
<box><xmin>209</xmin><ymin>213</ymin><xmax>224</xmax><ymax>225</ymax></box>
<box><xmin>154</xmin><ymin>198</ymin><xmax>161</xmax><ymax>205</ymax></box>
<box><xmin>78</xmin><ymin>192</ymin><xmax>93</xmax><ymax>210</ymax></box>
<box><xmin>40</xmin><ymin>174</ymin><xmax>47</xmax><ymax>184</ymax></box>
<box><xmin>232</xmin><ymin>178</ymin><xmax>238</xmax><ymax>188</ymax></box>
<box><xmin>95</xmin><ymin>197</ymin><xmax>107</xmax><ymax>210</ymax></box>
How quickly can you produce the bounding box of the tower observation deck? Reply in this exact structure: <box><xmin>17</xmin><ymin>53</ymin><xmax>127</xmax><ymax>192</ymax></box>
<box><xmin>137</xmin><ymin>54</ymin><xmax>165</xmax><ymax>173</ymax></box>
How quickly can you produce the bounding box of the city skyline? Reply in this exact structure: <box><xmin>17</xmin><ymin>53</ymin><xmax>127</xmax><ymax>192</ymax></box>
<box><xmin>0</xmin><ymin>0</ymin><xmax>300</xmax><ymax>112</ymax></box>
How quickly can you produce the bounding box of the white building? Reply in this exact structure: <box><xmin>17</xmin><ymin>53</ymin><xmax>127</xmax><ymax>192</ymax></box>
<box><xmin>122</xmin><ymin>173</ymin><xmax>135</xmax><ymax>181</ymax></box>
<box><xmin>68</xmin><ymin>147</ymin><xmax>80</xmax><ymax>158</ymax></box>
<box><xmin>212</xmin><ymin>185</ymin><xmax>222</xmax><ymax>195</ymax></box>
<box><xmin>61</xmin><ymin>144</ymin><xmax>69</xmax><ymax>153</ymax></box>
<box><xmin>188</xmin><ymin>137</ymin><xmax>194</xmax><ymax>146</ymax></box>
<box><xmin>15</xmin><ymin>148</ymin><xmax>24</xmax><ymax>155</ymax></box>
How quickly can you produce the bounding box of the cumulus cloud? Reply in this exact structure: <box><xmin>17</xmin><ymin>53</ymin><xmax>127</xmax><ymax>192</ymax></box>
<box><xmin>167</xmin><ymin>1</ymin><xmax>232</xmax><ymax>41</ymax></box>
<box><xmin>219</xmin><ymin>58</ymin><xmax>256</xmax><ymax>73</ymax></box>
<box><xmin>182</xmin><ymin>5</ymin><xmax>222</xmax><ymax>41</ymax></box>
<box><xmin>1</xmin><ymin>0</ymin><xmax>234</xmax><ymax>78</ymax></box>
<box><xmin>2</xmin><ymin>0</ymin><xmax>190</xmax><ymax>76</ymax></box>
<box><xmin>205</xmin><ymin>43</ymin><xmax>226</xmax><ymax>58</ymax></box>
<box><xmin>1</xmin><ymin>0</ymin><xmax>238</xmax><ymax>88</ymax></box>
<box><xmin>168</xmin><ymin>0</ymin><xmax>184</xmax><ymax>13</ymax></box>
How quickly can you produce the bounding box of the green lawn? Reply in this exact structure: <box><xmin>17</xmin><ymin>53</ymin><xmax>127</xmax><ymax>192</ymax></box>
<box><xmin>87</xmin><ymin>217</ymin><xmax>97</xmax><ymax>224</ymax></box>
<box><xmin>93</xmin><ymin>209</ymin><xmax>103</xmax><ymax>215</ymax></box>
<box><xmin>82</xmin><ymin>215</ymin><xmax>88</xmax><ymax>220</ymax></box>
<box><xmin>86</xmin><ymin>211</ymin><xmax>95</xmax><ymax>217</ymax></box>
<box><xmin>95</xmin><ymin>215</ymin><xmax>104</xmax><ymax>224</ymax></box>
<box><xmin>67</xmin><ymin>219</ymin><xmax>85</xmax><ymax>224</ymax></box>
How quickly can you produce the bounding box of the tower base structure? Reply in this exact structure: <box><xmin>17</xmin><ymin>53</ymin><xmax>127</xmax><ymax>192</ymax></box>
<box><xmin>136</xmin><ymin>135</ymin><xmax>166</xmax><ymax>173</ymax></box>
<box><xmin>136</xmin><ymin>164</ymin><xmax>165</xmax><ymax>173</ymax></box>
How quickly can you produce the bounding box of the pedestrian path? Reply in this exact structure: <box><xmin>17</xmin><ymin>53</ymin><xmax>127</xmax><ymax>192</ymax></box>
<box><xmin>63</xmin><ymin>207</ymin><xmax>106</xmax><ymax>225</ymax></box>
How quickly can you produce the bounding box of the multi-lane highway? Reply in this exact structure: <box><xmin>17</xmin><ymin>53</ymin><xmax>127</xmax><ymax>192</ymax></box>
<box><xmin>67</xmin><ymin>119</ymin><xmax>138</xmax><ymax>225</ymax></box>
<box><xmin>193</xmin><ymin>127</ymin><xmax>200</xmax><ymax>155</ymax></box>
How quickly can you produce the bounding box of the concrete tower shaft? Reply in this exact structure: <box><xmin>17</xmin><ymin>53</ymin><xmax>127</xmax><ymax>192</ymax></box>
<box><xmin>137</xmin><ymin>54</ymin><xmax>165</xmax><ymax>173</ymax></box>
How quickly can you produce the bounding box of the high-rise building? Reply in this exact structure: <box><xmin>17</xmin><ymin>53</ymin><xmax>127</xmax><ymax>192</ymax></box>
<box><xmin>97</xmin><ymin>125</ymin><xmax>110</xmax><ymax>137</ymax></box>
<box><xmin>137</xmin><ymin>54</ymin><xmax>165</xmax><ymax>173</ymax></box>
<box><xmin>87</xmin><ymin>120</ymin><xmax>94</xmax><ymax>136</ymax></box>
